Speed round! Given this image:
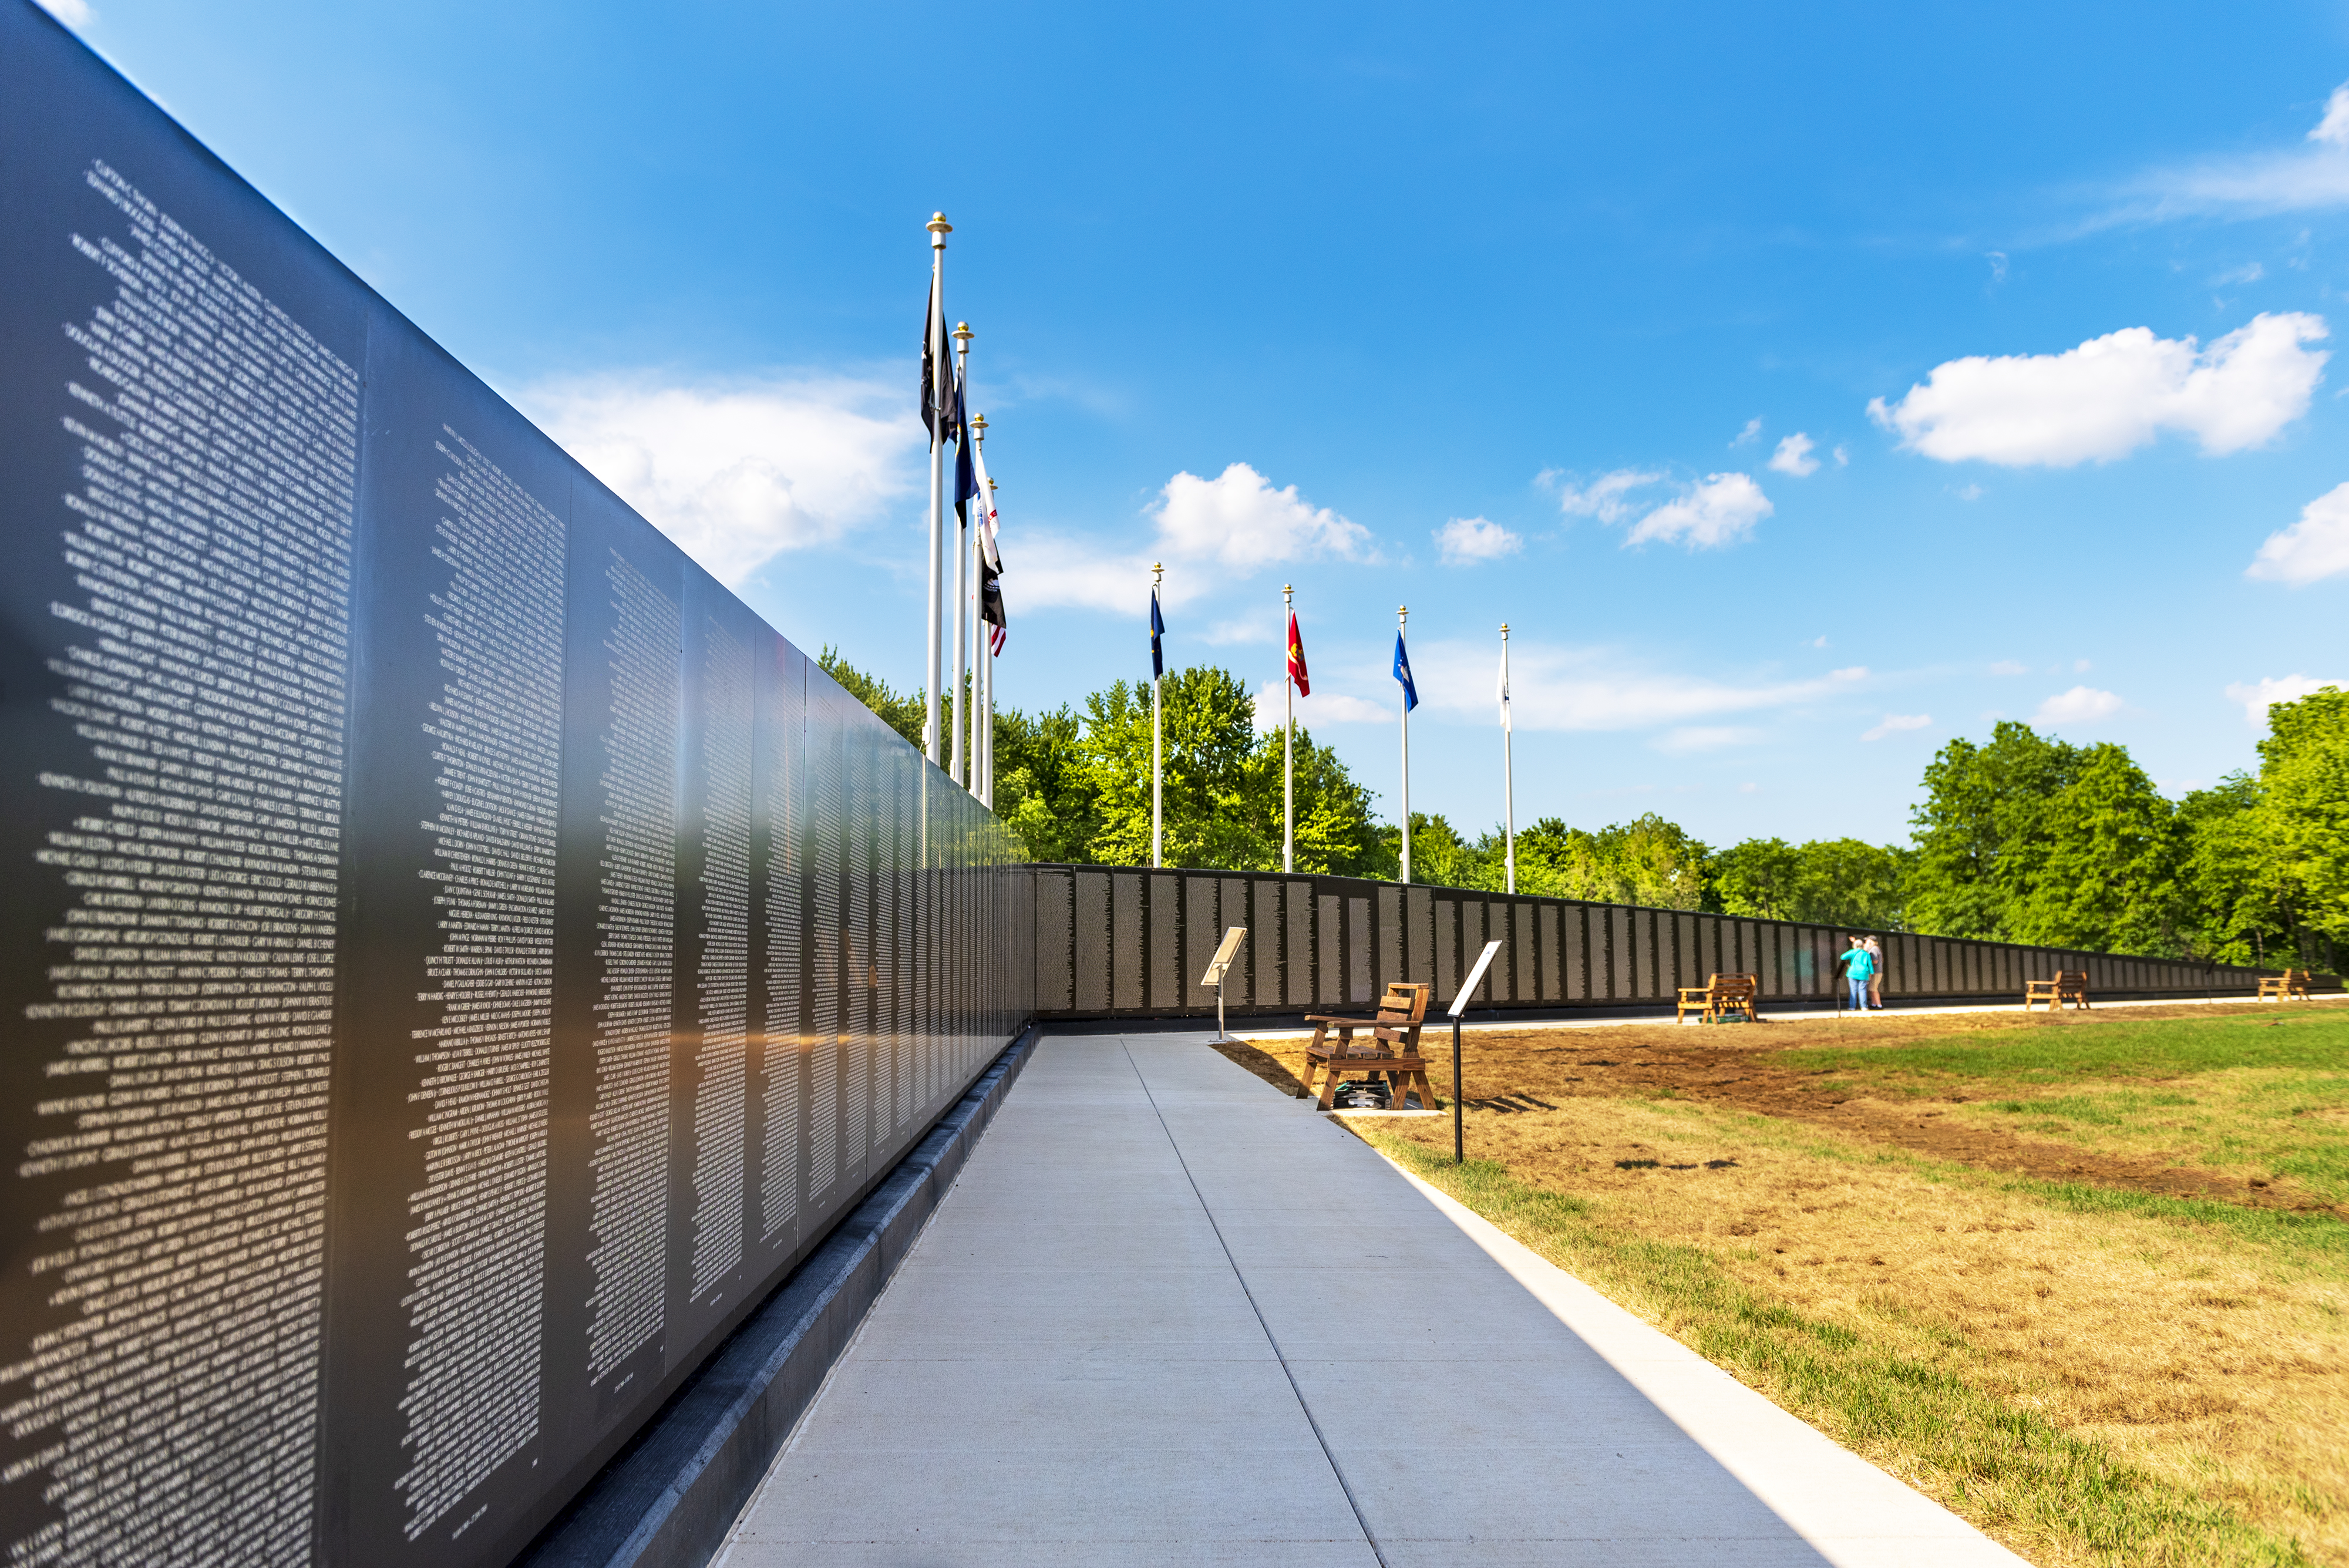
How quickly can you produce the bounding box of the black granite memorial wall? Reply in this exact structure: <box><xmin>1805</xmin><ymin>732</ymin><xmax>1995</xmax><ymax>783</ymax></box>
<box><xmin>0</xmin><ymin>7</ymin><xmax>1034</xmax><ymax>1563</ymax></box>
<box><xmin>1025</xmin><ymin>864</ymin><xmax>2276</xmax><ymax>1019</ymax></box>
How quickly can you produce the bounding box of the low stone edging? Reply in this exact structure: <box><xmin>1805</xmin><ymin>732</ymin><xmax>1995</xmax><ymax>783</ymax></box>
<box><xmin>516</xmin><ymin>1027</ymin><xmax>1040</xmax><ymax>1568</ymax></box>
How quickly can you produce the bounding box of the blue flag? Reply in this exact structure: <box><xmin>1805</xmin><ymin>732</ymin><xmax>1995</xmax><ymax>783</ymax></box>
<box><xmin>1393</xmin><ymin>631</ymin><xmax>1418</xmax><ymax>712</ymax></box>
<box><xmin>1149</xmin><ymin>590</ymin><xmax>1165</xmax><ymax>678</ymax></box>
<box><xmin>951</xmin><ymin>370</ymin><xmax>979</xmax><ymax>526</ymax></box>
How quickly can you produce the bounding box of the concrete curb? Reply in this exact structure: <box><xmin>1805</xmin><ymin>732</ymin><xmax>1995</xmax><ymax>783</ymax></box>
<box><xmin>516</xmin><ymin>1027</ymin><xmax>1040</xmax><ymax>1568</ymax></box>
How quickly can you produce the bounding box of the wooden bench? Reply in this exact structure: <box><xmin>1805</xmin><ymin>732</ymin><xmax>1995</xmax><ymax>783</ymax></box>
<box><xmin>1300</xmin><ymin>982</ymin><xmax>1435</xmax><ymax>1111</ymax></box>
<box><xmin>2024</xmin><ymin>970</ymin><xmax>2090</xmax><ymax>1012</ymax></box>
<box><xmin>2257</xmin><ymin>969</ymin><xmax>2313</xmax><ymax>1001</ymax></box>
<box><xmin>1675</xmin><ymin>972</ymin><xmax>1759</xmax><ymax>1024</ymax></box>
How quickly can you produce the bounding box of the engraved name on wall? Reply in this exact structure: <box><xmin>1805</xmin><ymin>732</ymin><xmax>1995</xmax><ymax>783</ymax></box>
<box><xmin>6</xmin><ymin>163</ymin><xmax>356</xmax><ymax>1566</ymax></box>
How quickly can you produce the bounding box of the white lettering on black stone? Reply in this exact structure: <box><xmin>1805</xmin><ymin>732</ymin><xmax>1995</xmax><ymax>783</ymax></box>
<box><xmin>395</xmin><ymin>430</ymin><xmax>564</xmax><ymax>1537</ymax></box>
<box><xmin>585</xmin><ymin>552</ymin><xmax>677</xmax><ymax>1379</ymax></box>
<box><xmin>807</xmin><ymin>715</ymin><xmax>841</xmax><ymax>1198</ymax></box>
<box><xmin>758</xmin><ymin>689</ymin><xmax>800</xmax><ymax>1243</ymax></box>
<box><xmin>688</xmin><ymin>618</ymin><xmax>750</xmax><ymax>1300</ymax></box>
<box><xmin>4</xmin><ymin>162</ymin><xmax>355</xmax><ymax>1567</ymax></box>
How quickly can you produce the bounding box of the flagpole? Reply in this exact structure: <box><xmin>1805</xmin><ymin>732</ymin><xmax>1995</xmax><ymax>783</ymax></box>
<box><xmin>966</xmin><ymin>405</ymin><xmax>990</xmax><ymax>794</ymax></box>
<box><xmin>1152</xmin><ymin>563</ymin><xmax>1165</xmax><ymax>869</ymax></box>
<box><xmin>984</xmin><ymin>474</ymin><xmax>999</xmax><ymax>807</ymax></box>
<box><xmin>949</xmin><ymin>322</ymin><xmax>972</xmax><ymax>787</ymax></box>
<box><xmin>973</xmin><ymin>423</ymin><xmax>991</xmax><ymax>805</ymax></box>
<box><xmin>1501</xmin><ymin>622</ymin><xmax>1515</xmax><ymax>896</ymax></box>
<box><xmin>1398</xmin><ymin>603</ymin><xmax>1411</xmax><ymax>887</ymax></box>
<box><xmin>923</xmin><ymin>213</ymin><xmax>950</xmax><ymax>766</ymax></box>
<box><xmin>1281</xmin><ymin>584</ymin><xmax>1295</xmax><ymax>874</ymax></box>
<box><xmin>966</xmin><ymin>412</ymin><xmax>984</xmax><ymax>793</ymax></box>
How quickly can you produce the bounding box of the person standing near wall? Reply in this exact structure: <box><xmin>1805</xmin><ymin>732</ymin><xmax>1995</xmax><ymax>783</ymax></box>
<box><xmin>1839</xmin><ymin>937</ymin><xmax>1875</xmax><ymax>1014</ymax></box>
<box><xmin>1864</xmin><ymin>934</ymin><xmax>1886</xmax><ymax>1011</ymax></box>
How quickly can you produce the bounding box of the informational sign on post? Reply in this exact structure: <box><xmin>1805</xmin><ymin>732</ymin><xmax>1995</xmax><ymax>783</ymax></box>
<box><xmin>1450</xmin><ymin>939</ymin><xmax>1503</xmax><ymax>1162</ymax></box>
<box><xmin>1200</xmin><ymin>926</ymin><xmax>1248</xmax><ymax>1042</ymax></box>
<box><xmin>1449</xmin><ymin>940</ymin><xmax>1505</xmax><ymax>1018</ymax></box>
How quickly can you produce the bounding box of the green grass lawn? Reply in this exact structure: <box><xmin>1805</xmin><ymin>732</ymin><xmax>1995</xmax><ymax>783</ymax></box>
<box><xmin>1775</xmin><ymin>1010</ymin><xmax>2349</xmax><ymax>1207</ymax></box>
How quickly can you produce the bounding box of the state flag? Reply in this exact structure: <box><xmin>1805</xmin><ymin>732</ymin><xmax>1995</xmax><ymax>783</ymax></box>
<box><xmin>1286</xmin><ymin>611</ymin><xmax>1309</xmax><ymax>697</ymax></box>
<box><xmin>1393</xmin><ymin>631</ymin><xmax>1418</xmax><ymax>713</ymax></box>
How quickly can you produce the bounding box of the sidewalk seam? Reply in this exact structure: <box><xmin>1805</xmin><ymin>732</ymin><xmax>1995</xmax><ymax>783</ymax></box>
<box><xmin>1120</xmin><ymin>1034</ymin><xmax>1394</xmax><ymax>1568</ymax></box>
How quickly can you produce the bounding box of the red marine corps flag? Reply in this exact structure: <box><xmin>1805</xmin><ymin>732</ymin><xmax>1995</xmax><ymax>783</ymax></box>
<box><xmin>1282</xmin><ymin>593</ymin><xmax>1308</xmax><ymax>872</ymax></box>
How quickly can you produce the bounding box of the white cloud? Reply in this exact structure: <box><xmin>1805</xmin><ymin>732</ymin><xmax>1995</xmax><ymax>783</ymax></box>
<box><xmin>1012</xmin><ymin>462</ymin><xmax>1368</xmax><ymax>616</ymax></box>
<box><xmin>1953</xmin><ymin>483</ymin><xmax>1984</xmax><ymax>502</ymax></box>
<box><xmin>1008</xmin><ymin>533</ymin><xmax>1165</xmax><ymax>614</ymax></box>
<box><xmin>1808</xmin><ymin>635</ymin><xmax>1829</xmax><ymax>649</ymax></box>
<box><xmin>2246</xmin><ymin>479</ymin><xmax>2349</xmax><ymax>584</ymax></box>
<box><xmin>2213</xmin><ymin>262</ymin><xmax>2266</xmax><ymax>285</ymax></box>
<box><xmin>1654</xmin><ymin>725</ymin><xmax>1761</xmax><ymax>754</ymax></box>
<box><xmin>2120</xmin><ymin>83</ymin><xmax>2349</xmax><ymax>218</ymax></box>
<box><xmin>2074</xmin><ymin>658</ymin><xmax>2092</xmax><ymax>672</ymax></box>
<box><xmin>1768</xmin><ymin>432</ymin><xmax>1820</xmax><ymax>477</ymax></box>
<box><xmin>1625</xmin><ymin>472</ymin><xmax>1772</xmax><ymax>549</ymax></box>
<box><xmin>1989</xmin><ymin>659</ymin><xmax>2028</xmax><ymax>675</ymax></box>
<box><xmin>2033</xmin><ymin>686</ymin><xmax>2125</xmax><ymax>727</ymax></box>
<box><xmin>1433</xmin><ymin>515</ymin><xmax>1522</xmax><ymax>566</ymax></box>
<box><xmin>1732</xmin><ymin>418</ymin><xmax>1764</xmax><ymax>447</ymax></box>
<box><xmin>1987</xmin><ymin>251</ymin><xmax>2009</xmax><ymax>284</ymax></box>
<box><xmin>1202</xmin><ymin>615</ymin><xmax>1276</xmax><ymax>647</ymax></box>
<box><xmin>2318</xmin><ymin>83</ymin><xmax>2349</xmax><ymax>147</ymax></box>
<box><xmin>519</xmin><ymin>370</ymin><xmax>921</xmax><ymax>587</ymax></box>
<box><xmin>1861</xmin><ymin>713</ymin><xmax>1932</xmax><ymax>741</ymax></box>
<box><xmin>1832</xmin><ymin>445</ymin><xmax>1849</xmax><ymax>467</ymax></box>
<box><xmin>1738</xmin><ymin>782</ymin><xmax>1761</xmax><ymax>793</ymax></box>
<box><xmin>35</xmin><ymin>0</ymin><xmax>93</xmax><ymax>25</ymax></box>
<box><xmin>1552</xmin><ymin>467</ymin><xmax>1665</xmax><ymax>523</ymax></box>
<box><xmin>1868</xmin><ymin>313</ymin><xmax>2329</xmax><ymax>467</ymax></box>
<box><xmin>1154</xmin><ymin>462</ymin><xmax>1369</xmax><ymax>571</ymax></box>
<box><xmin>1250</xmin><ymin>681</ymin><xmax>1391</xmax><ymax>731</ymax></box>
<box><xmin>2224</xmin><ymin>674</ymin><xmax>2345</xmax><ymax>725</ymax></box>
<box><xmin>1409</xmin><ymin>640</ymin><xmax>1866</xmax><ymax>732</ymax></box>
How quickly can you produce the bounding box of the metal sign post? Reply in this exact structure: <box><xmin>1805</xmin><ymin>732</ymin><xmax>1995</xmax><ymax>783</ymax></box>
<box><xmin>1199</xmin><ymin>926</ymin><xmax>1248</xmax><ymax>1044</ymax></box>
<box><xmin>1448</xmin><ymin>939</ymin><xmax>1503</xmax><ymax>1165</ymax></box>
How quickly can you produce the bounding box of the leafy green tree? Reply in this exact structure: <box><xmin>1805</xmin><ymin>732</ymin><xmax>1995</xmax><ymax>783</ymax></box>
<box><xmin>1716</xmin><ymin>837</ymin><xmax>1908</xmax><ymax>929</ymax></box>
<box><xmin>2252</xmin><ymin>685</ymin><xmax>2349</xmax><ymax>968</ymax></box>
<box><xmin>1241</xmin><ymin>725</ymin><xmax>1388</xmax><ymax>877</ymax></box>
<box><xmin>2007</xmin><ymin>743</ymin><xmax>2180</xmax><ymax>952</ymax></box>
<box><xmin>816</xmin><ymin>645</ymin><xmax>924</xmax><ymax>748</ymax></box>
<box><xmin>1079</xmin><ymin>668</ymin><xmax>1261</xmax><ymax>869</ymax></box>
<box><xmin>1713</xmin><ymin>837</ymin><xmax>1802</xmax><ymax>919</ymax></box>
<box><xmin>2176</xmin><ymin>775</ymin><xmax>2281</xmax><ymax>965</ymax></box>
<box><xmin>1505</xmin><ymin>814</ymin><xmax>1713</xmax><ymax>909</ymax></box>
<box><xmin>1378</xmin><ymin>812</ymin><xmax>1478</xmax><ymax>887</ymax></box>
<box><xmin>992</xmin><ymin>702</ymin><xmax>1095</xmax><ymax>863</ymax></box>
<box><xmin>1906</xmin><ymin>721</ymin><xmax>2187</xmax><ymax>953</ymax></box>
<box><xmin>1906</xmin><ymin>722</ymin><xmax>2087</xmax><ymax>940</ymax></box>
<box><xmin>1075</xmin><ymin>665</ymin><xmax>1384</xmax><ymax>874</ymax></box>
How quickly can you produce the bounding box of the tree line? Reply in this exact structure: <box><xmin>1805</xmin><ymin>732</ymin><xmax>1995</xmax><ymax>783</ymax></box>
<box><xmin>820</xmin><ymin>650</ymin><xmax>2346</xmax><ymax>970</ymax></box>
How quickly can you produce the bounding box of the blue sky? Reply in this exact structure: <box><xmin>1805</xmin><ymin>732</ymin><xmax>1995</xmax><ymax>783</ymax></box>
<box><xmin>45</xmin><ymin>0</ymin><xmax>2349</xmax><ymax>847</ymax></box>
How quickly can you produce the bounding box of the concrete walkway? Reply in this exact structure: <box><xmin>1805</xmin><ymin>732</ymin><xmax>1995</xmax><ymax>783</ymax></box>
<box><xmin>715</xmin><ymin>1032</ymin><xmax>2030</xmax><ymax>1567</ymax></box>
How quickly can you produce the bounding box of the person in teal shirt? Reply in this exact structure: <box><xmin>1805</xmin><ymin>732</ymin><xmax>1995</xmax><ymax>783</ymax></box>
<box><xmin>1839</xmin><ymin>940</ymin><xmax>1874</xmax><ymax>1012</ymax></box>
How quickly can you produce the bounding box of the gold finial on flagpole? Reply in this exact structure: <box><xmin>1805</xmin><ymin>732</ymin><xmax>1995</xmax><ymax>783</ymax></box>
<box><xmin>1398</xmin><ymin>604</ymin><xmax>1409</xmax><ymax>626</ymax></box>
<box><xmin>1153</xmin><ymin>561</ymin><xmax>1163</xmax><ymax>586</ymax></box>
<box><xmin>953</xmin><ymin>321</ymin><xmax>972</xmax><ymax>348</ymax></box>
<box><xmin>971</xmin><ymin>412</ymin><xmax>988</xmax><ymax>445</ymax></box>
<box><xmin>928</xmin><ymin>211</ymin><xmax>952</xmax><ymax>245</ymax></box>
